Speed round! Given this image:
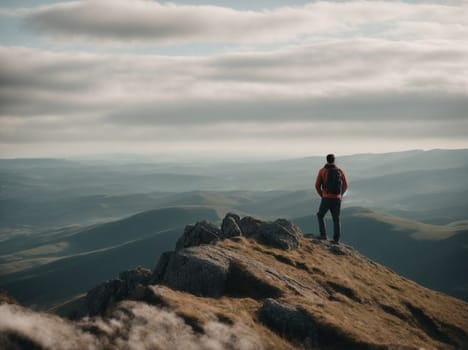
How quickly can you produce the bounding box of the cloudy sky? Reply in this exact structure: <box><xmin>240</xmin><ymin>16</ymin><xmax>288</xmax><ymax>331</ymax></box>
<box><xmin>0</xmin><ymin>0</ymin><xmax>467</xmax><ymax>160</ymax></box>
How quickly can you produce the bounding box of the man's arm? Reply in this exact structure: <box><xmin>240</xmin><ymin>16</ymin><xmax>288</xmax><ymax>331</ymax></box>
<box><xmin>341</xmin><ymin>169</ymin><xmax>348</xmax><ymax>194</ymax></box>
<box><xmin>315</xmin><ymin>170</ymin><xmax>323</xmax><ymax>197</ymax></box>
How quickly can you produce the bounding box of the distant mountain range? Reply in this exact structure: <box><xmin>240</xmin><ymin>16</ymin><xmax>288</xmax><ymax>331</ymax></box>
<box><xmin>0</xmin><ymin>149</ymin><xmax>467</xmax><ymax>308</ymax></box>
<box><xmin>1</xmin><ymin>149</ymin><xmax>467</xmax><ymax>231</ymax></box>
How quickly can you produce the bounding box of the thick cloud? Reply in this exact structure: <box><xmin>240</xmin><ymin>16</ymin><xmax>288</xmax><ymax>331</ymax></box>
<box><xmin>1</xmin><ymin>36</ymin><xmax>467</xmax><ymax>157</ymax></box>
<box><xmin>21</xmin><ymin>0</ymin><xmax>468</xmax><ymax>44</ymax></box>
<box><xmin>1</xmin><ymin>40</ymin><xmax>467</xmax><ymax>118</ymax></box>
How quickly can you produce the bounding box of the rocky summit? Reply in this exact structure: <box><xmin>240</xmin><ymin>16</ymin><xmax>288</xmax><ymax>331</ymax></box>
<box><xmin>1</xmin><ymin>213</ymin><xmax>468</xmax><ymax>350</ymax></box>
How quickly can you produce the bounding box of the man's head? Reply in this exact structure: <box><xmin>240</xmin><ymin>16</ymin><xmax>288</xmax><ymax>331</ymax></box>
<box><xmin>326</xmin><ymin>154</ymin><xmax>335</xmax><ymax>164</ymax></box>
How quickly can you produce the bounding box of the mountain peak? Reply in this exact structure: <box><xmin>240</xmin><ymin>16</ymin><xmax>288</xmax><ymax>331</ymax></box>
<box><xmin>2</xmin><ymin>214</ymin><xmax>468</xmax><ymax>349</ymax></box>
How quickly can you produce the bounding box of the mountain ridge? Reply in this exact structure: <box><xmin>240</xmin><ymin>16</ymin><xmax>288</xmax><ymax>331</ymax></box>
<box><xmin>7</xmin><ymin>213</ymin><xmax>464</xmax><ymax>350</ymax></box>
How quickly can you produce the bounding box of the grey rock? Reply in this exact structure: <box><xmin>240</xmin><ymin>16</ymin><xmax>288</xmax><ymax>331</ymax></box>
<box><xmin>225</xmin><ymin>212</ymin><xmax>241</xmax><ymax>223</ymax></box>
<box><xmin>119</xmin><ymin>267</ymin><xmax>152</xmax><ymax>289</ymax></box>
<box><xmin>85</xmin><ymin>267</ymin><xmax>152</xmax><ymax>316</ymax></box>
<box><xmin>160</xmin><ymin>246</ymin><xmax>230</xmax><ymax>297</ymax></box>
<box><xmin>221</xmin><ymin>214</ymin><xmax>243</xmax><ymax>239</ymax></box>
<box><xmin>150</xmin><ymin>251</ymin><xmax>174</xmax><ymax>284</ymax></box>
<box><xmin>175</xmin><ymin>221</ymin><xmax>221</xmax><ymax>251</ymax></box>
<box><xmin>274</xmin><ymin>219</ymin><xmax>302</xmax><ymax>237</ymax></box>
<box><xmin>259</xmin><ymin>299</ymin><xmax>317</xmax><ymax>345</ymax></box>
<box><xmin>156</xmin><ymin>245</ymin><xmax>283</xmax><ymax>299</ymax></box>
<box><xmin>259</xmin><ymin>298</ymin><xmax>376</xmax><ymax>349</ymax></box>
<box><xmin>329</xmin><ymin>244</ymin><xmax>348</xmax><ymax>256</ymax></box>
<box><xmin>256</xmin><ymin>219</ymin><xmax>302</xmax><ymax>250</ymax></box>
<box><xmin>239</xmin><ymin>216</ymin><xmax>264</xmax><ymax>237</ymax></box>
<box><xmin>175</xmin><ymin>214</ymin><xmax>302</xmax><ymax>251</ymax></box>
<box><xmin>238</xmin><ymin>216</ymin><xmax>302</xmax><ymax>250</ymax></box>
<box><xmin>86</xmin><ymin>279</ymin><xmax>122</xmax><ymax>316</ymax></box>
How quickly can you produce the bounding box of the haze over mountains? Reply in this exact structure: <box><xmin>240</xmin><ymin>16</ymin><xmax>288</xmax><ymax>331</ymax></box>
<box><xmin>0</xmin><ymin>149</ymin><xmax>467</xmax><ymax>308</ymax></box>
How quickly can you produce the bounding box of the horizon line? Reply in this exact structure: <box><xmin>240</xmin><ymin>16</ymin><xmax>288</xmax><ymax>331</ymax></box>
<box><xmin>1</xmin><ymin>147</ymin><xmax>467</xmax><ymax>163</ymax></box>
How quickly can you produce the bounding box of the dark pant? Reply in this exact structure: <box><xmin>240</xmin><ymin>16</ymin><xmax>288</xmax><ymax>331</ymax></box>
<box><xmin>317</xmin><ymin>198</ymin><xmax>342</xmax><ymax>242</ymax></box>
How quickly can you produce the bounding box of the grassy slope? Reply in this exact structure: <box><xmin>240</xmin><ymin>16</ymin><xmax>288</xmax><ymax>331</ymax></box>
<box><xmin>145</xmin><ymin>236</ymin><xmax>468</xmax><ymax>349</ymax></box>
<box><xmin>293</xmin><ymin>207</ymin><xmax>468</xmax><ymax>300</ymax></box>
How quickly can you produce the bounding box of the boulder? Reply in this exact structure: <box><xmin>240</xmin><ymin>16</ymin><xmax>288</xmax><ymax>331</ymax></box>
<box><xmin>119</xmin><ymin>267</ymin><xmax>152</xmax><ymax>290</ymax></box>
<box><xmin>239</xmin><ymin>216</ymin><xmax>264</xmax><ymax>237</ymax></box>
<box><xmin>258</xmin><ymin>299</ymin><xmax>317</xmax><ymax>345</ymax></box>
<box><xmin>158</xmin><ymin>246</ymin><xmax>230</xmax><ymax>297</ymax></box>
<box><xmin>86</xmin><ymin>279</ymin><xmax>123</xmax><ymax>316</ymax></box>
<box><xmin>175</xmin><ymin>221</ymin><xmax>221</xmax><ymax>251</ymax></box>
<box><xmin>150</xmin><ymin>251</ymin><xmax>174</xmax><ymax>284</ymax></box>
<box><xmin>329</xmin><ymin>244</ymin><xmax>348</xmax><ymax>256</ymax></box>
<box><xmin>175</xmin><ymin>214</ymin><xmax>302</xmax><ymax>251</ymax></box>
<box><xmin>221</xmin><ymin>213</ymin><xmax>243</xmax><ymax>239</ymax></box>
<box><xmin>238</xmin><ymin>216</ymin><xmax>302</xmax><ymax>250</ymax></box>
<box><xmin>85</xmin><ymin>267</ymin><xmax>152</xmax><ymax>316</ymax></box>
<box><xmin>256</xmin><ymin>219</ymin><xmax>302</xmax><ymax>250</ymax></box>
<box><xmin>274</xmin><ymin>219</ymin><xmax>302</xmax><ymax>238</ymax></box>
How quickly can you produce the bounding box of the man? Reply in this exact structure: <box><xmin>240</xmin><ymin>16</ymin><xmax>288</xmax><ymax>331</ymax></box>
<box><xmin>315</xmin><ymin>154</ymin><xmax>348</xmax><ymax>244</ymax></box>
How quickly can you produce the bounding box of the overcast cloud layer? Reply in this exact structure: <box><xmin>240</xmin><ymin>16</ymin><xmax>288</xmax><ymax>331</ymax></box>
<box><xmin>0</xmin><ymin>0</ymin><xmax>467</xmax><ymax>158</ymax></box>
<box><xmin>22</xmin><ymin>0</ymin><xmax>468</xmax><ymax>44</ymax></box>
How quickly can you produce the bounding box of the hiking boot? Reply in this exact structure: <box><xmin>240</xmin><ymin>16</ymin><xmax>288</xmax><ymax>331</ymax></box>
<box><xmin>332</xmin><ymin>240</ymin><xmax>340</xmax><ymax>245</ymax></box>
<box><xmin>318</xmin><ymin>235</ymin><xmax>328</xmax><ymax>240</ymax></box>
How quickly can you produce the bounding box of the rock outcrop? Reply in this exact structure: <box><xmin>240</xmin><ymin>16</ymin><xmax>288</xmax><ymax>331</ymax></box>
<box><xmin>176</xmin><ymin>213</ymin><xmax>302</xmax><ymax>251</ymax></box>
<box><xmin>155</xmin><ymin>246</ymin><xmax>231</xmax><ymax>297</ymax></box>
<box><xmin>221</xmin><ymin>212</ymin><xmax>243</xmax><ymax>239</ymax></box>
<box><xmin>149</xmin><ymin>214</ymin><xmax>304</xmax><ymax>298</ymax></box>
<box><xmin>246</xmin><ymin>218</ymin><xmax>302</xmax><ymax>249</ymax></box>
<box><xmin>175</xmin><ymin>220</ymin><xmax>222</xmax><ymax>251</ymax></box>
<box><xmin>259</xmin><ymin>299</ymin><xmax>317</xmax><ymax>345</ymax></box>
<box><xmin>85</xmin><ymin>267</ymin><xmax>151</xmax><ymax>316</ymax></box>
<box><xmin>151</xmin><ymin>244</ymin><xmax>284</xmax><ymax>299</ymax></box>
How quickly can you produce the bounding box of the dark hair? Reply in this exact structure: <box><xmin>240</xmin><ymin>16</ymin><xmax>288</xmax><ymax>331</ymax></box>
<box><xmin>326</xmin><ymin>154</ymin><xmax>335</xmax><ymax>163</ymax></box>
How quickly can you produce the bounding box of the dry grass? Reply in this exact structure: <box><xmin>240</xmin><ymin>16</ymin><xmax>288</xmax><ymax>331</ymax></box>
<box><xmin>150</xmin><ymin>236</ymin><xmax>468</xmax><ymax>349</ymax></box>
<box><xmin>146</xmin><ymin>285</ymin><xmax>296</xmax><ymax>350</ymax></box>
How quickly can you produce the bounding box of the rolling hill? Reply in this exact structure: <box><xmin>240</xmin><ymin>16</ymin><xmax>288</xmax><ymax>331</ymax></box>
<box><xmin>0</xmin><ymin>207</ymin><xmax>221</xmax><ymax>306</ymax></box>
<box><xmin>2</xmin><ymin>149</ymin><xmax>468</xmax><ymax>231</ymax></box>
